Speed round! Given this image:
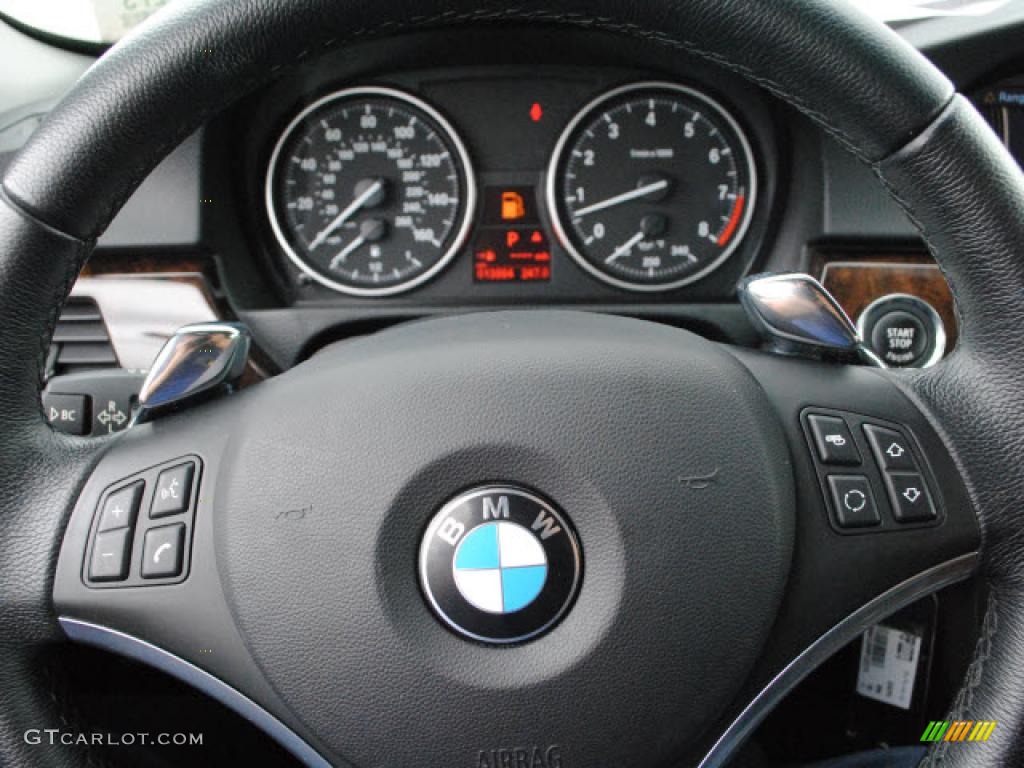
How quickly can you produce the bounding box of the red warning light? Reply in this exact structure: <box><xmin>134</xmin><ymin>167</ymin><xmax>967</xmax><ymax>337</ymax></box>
<box><xmin>530</xmin><ymin>102</ymin><xmax>543</xmax><ymax>123</ymax></box>
<box><xmin>506</xmin><ymin>231</ymin><xmax>521</xmax><ymax>248</ymax></box>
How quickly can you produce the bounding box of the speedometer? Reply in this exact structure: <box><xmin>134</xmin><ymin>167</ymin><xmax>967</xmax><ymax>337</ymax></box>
<box><xmin>266</xmin><ymin>87</ymin><xmax>475</xmax><ymax>296</ymax></box>
<box><xmin>546</xmin><ymin>82</ymin><xmax>756</xmax><ymax>292</ymax></box>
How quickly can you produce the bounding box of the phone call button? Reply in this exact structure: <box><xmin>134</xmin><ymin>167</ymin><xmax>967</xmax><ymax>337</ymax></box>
<box><xmin>142</xmin><ymin>523</ymin><xmax>185</xmax><ymax>579</ymax></box>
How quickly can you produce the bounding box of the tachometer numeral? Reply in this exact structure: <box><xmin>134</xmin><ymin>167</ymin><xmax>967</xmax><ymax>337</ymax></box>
<box><xmin>546</xmin><ymin>82</ymin><xmax>756</xmax><ymax>292</ymax></box>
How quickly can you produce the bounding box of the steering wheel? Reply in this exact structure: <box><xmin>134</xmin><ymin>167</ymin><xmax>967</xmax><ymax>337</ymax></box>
<box><xmin>1</xmin><ymin>1</ymin><xmax>1021</xmax><ymax>766</ymax></box>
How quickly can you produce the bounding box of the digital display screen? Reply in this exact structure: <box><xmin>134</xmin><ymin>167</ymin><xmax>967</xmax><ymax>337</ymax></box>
<box><xmin>980</xmin><ymin>88</ymin><xmax>1024</xmax><ymax>165</ymax></box>
<box><xmin>474</xmin><ymin>229</ymin><xmax>552</xmax><ymax>282</ymax></box>
<box><xmin>474</xmin><ymin>186</ymin><xmax>552</xmax><ymax>283</ymax></box>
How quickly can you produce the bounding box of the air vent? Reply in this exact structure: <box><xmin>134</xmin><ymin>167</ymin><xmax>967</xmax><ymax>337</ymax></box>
<box><xmin>46</xmin><ymin>296</ymin><xmax>118</xmax><ymax>379</ymax></box>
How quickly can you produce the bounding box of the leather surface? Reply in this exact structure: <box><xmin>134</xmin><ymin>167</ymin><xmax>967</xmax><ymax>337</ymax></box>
<box><xmin>877</xmin><ymin>97</ymin><xmax>1024</xmax><ymax>767</ymax></box>
<box><xmin>0</xmin><ymin>1</ymin><xmax>1018</xmax><ymax>767</ymax></box>
<box><xmin>0</xmin><ymin>197</ymin><xmax>106</xmax><ymax>767</ymax></box>
<box><xmin>0</xmin><ymin>646</ymin><xmax>103</xmax><ymax>768</ymax></box>
<box><xmin>1</xmin><ymin>0</ymin><xmax>951</xmax><ymax>241</ymax></box>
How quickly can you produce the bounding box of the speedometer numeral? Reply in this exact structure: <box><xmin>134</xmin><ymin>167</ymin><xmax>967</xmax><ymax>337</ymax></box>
<box><xmin>266</xmin><ymin>87</ymin><xmax>475</xmax><ymax>297</ymax></box>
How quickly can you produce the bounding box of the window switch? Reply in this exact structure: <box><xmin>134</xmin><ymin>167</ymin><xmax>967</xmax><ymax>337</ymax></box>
<box><xmin>808</xmin><ymin>414</ymin><xmax>861</xmax><ymax>466</ymax></box>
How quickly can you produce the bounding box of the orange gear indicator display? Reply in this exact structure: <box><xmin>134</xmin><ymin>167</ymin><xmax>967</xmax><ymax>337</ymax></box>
<box><xmin>475</xmin><ymin>186</ymin><xmax>551</xmax><ymax>282</ymax></box>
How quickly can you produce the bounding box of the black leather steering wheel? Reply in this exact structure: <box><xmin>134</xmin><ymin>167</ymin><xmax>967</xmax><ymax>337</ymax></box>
<box><xmin>2</xmin><ymin>1</ymin><xmax>1022</xmax><ymax>766</ymax></box>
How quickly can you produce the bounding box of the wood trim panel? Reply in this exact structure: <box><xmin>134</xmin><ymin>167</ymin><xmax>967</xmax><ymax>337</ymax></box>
<box><xmin>816</xmin><ymin>255</ymin><xmax>958</xmax><ymax>354</ymax></box>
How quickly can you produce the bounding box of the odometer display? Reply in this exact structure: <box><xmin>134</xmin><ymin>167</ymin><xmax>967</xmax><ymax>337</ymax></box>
<box><xmin>547</xmin><ymin>82</ymin><xmax>756</xmax><ymax>292</ymax></box>
<box><xmin>266</xmin><ymin>87</ymin><xmax>475</xmax><ymax>296</ymax></box>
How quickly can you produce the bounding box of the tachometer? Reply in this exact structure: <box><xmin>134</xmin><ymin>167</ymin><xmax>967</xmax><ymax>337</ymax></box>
<box><xmin>266</xmin><ymin>87</ymin><xmax>475</xmax><ymax>296</ymax></box>
<box><xmin>546</xmin><ymin>82</ymin><xmax>756</xmax><ymax>292</ymax></box>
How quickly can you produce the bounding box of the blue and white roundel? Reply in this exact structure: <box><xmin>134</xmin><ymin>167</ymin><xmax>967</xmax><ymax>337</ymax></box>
<box><xmin>452</xmin><ymin>521</ymin><xmax>548</xmax><ymax>614</ymax></box>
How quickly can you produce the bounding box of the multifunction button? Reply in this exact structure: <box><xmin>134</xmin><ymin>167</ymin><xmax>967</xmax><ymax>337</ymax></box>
<box><xmin>808</xmin><ymin>414</ymin><xmax>861</xmax><ymax>466</ymax></box>
<box><xmin>863</xmin><ymin>425</ymin><xmax>916</xmax><ymax>472</ymax></box>
<box><xmin>802</xmin><ymin>409</ymin><xmax>941</xmax><ymax>534</ymax></box>
<box><xmin>151</xmin><ymin>463</ymin><xmax>194</xmax><ymax>518</ymax></box>
<box><xmin>84</xmin><ymin>457</ymin><xmax>200</xmax><ymax>587</ymax></box>
<box><xmin>886</xmin><ymin>473</ymin><xmax>936</xmax><ymax>522</ymax></box>
<box><xmin>142</xmin><ymin>524</ymin><xmax>186</xmax><ymax>578</ymax></box>
<box><xmin>97</xmin><ymin>481</ymin><xmax>142</xmax><ymax>532</ymax></box>
<box><xmin>827</xmin><ymin>475</ymin><xmax>880</xmax><ymax>528</ymax></box>
<box><xmin>89</xmin><ymin>529</ymin><xmax>132</xmax><ymax>581</ymax></box>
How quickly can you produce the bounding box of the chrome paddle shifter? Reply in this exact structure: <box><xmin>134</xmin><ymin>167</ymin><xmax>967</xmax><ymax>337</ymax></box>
<box><xmin>133</xmin><ymin>322</ymin><xmax>251</xmax><ymax>425</ymax></box>
<box><xmin>738</xmin><ymin>273</ymin><xmax>884</xmax><ymax>367</ymax></box>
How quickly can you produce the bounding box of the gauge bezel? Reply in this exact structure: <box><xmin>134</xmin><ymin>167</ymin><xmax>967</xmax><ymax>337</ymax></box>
<box><xmin>545</xmin><ymin>81</ymin><xmax>758</xmax><ymax>293</ymax></box>
<box><xmin>265</xmin><ymin>86</ymin><xmax>477</xmax><ymax>297</ymax></box>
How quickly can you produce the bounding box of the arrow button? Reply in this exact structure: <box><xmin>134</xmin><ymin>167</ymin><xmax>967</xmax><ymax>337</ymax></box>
<box><xmin>887</xmin><ymin>472</ymin><xmax>936</xmax><ymax>523</ymax></box>
<box><xmin>863</xmin><ymin>425</ymin><xmax>917</xmax><ymax>472</ymax></box>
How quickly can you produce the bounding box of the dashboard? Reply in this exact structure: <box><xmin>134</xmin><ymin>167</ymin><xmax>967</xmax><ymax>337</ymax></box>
<box><xmin>5</xmin><ymin>16</ymin><xmax>1024</xmax><ymax>385</ymax></box>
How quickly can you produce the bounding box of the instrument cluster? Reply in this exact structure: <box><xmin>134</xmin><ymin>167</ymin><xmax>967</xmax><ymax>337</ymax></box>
<box><xmin>256</xmin><ymin>67</ymin><xmax>778</xmax><ymax>304</ymax></box>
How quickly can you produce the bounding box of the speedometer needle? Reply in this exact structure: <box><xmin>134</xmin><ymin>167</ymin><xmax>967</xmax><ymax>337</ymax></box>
<box><xmin>606</xmin><ymin>232</ymin><xmax>645</xmax><ymax>263</ymax></box>
<box><xmin>572</xmin><ymin>179</ymin><xmax>669</xmax><ymax>218</ymax></box>
<box><xmin>329</xmin><ymin>235</ymin><xmax>367</xmax><ymax>271</ymax></box>
<box><xmin>309</xmin><ymin>179</ymin><xmax>383</xmax><ymax>251</ymax></box>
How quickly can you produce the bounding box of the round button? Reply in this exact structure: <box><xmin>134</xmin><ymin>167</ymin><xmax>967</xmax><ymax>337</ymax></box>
<box><xmin>870</xmin><ymin>310</ymin><xmax>928</xmax><ymax>367</ymax></box>
<box><xmin>857</xmin><ymin>294</ymin><xmax>946</xmax><ymax>368</ymax></box>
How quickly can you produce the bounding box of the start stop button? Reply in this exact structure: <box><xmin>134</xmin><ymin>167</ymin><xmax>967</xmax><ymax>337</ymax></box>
<box><xmin>870</xmin><ymin>310</ymin><xmax>927</xmax><ymax>366</ymax></box>
<box><xmin>858</xmin><ymin>294</ymin><xmax>946</xmax><ymax>368</ymax></box>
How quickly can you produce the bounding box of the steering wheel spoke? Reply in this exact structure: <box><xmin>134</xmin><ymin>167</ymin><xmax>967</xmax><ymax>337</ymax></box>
<box><xmin>51</xmin><ymin>397</ymin><xmax>333</xmax><ymax>766</ymax></box>
<box><xmin>692</xmin><ymin>348</ymin><xmax>981</xmax><ymax>766</ymax></box>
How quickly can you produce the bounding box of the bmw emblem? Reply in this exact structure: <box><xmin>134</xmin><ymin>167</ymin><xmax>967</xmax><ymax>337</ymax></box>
<box><xmin>419</xmin><ymin>486</ymin><xmax>582</xmax><ymax>644</ymax></box>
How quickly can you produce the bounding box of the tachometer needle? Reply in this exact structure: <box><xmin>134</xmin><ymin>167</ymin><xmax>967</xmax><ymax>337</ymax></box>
<box><xmin>573</xmin><ymin>179</ymin><xmax>669</xmax><ymax>218</ymax></box>
<box><xmin>606</xmin><ymin>232</ymin><xmax>645</xmax><ymax>263</ymax></box>
<box><xmin>329</xmin><ymin>235</ymin><xmax>367</xmax><ymax>270</ymax></box>
<box><xmin>309</xmin><ymin>179</ymin><xmax>383</xmax><ymax>251</ymax></box>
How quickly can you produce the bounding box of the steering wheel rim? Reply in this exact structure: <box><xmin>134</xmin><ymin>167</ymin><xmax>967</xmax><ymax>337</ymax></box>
<box><xmin>1</xmin><ymin>1</ymin><xmax>1021</xmax><ymax>766</ymax></box>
